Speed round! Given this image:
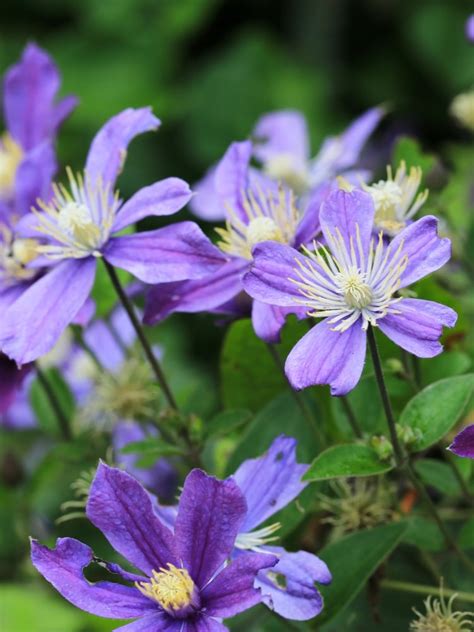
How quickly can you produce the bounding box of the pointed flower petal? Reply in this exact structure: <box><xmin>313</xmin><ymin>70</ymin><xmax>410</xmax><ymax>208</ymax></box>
<box><xmin>449</xmin><ymin>425</ymin><xmax>474</xmax><ymax>459</ymax></box>
<box><xmin>253</xmin><ymin>110</ymin><xmax>310</xmax><ymax>164</ymax></box>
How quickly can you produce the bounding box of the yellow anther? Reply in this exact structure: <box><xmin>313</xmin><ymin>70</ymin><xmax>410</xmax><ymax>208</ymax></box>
<box><xmin>136</xmin><ymin>564</ymin><xmax>196</xmax><ymax>614</ymax></box>
<box><xmin>0</xmin><ymin>133</ymin><xmax>23</xmax><ymax>197</ymax></box>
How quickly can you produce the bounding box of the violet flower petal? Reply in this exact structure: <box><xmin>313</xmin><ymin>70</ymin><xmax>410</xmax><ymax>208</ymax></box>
<box><xmin>114</xmin><ymin>615</ymin><xmax>181</xmax><ymax>631</ymax></box>
<box><xmin>391</xmin><ymin>216</ymin><xmax>451</xmax><ymax>288</ymax></box>
<box><xmin>86</xmin><ymin>462</ymin><xmax>178</xmax><ymax>576</ymax></box>
<box><xmin>143</xmin><ymin>258</ymin><xmax>247</xmax><ymax>325</ymax></box>
<box><xmin>253</xmin><ymin>110</ymin><xmax>310</xmax><ymax>164</ymax></box>
<box><xmin>174</xmin><ymin>469</ymin><xmax>247</xmax><ymax>588</ymax></box>
<box><xmin>203</xmin><ymin>552</ymin><xmax>277</xmax><ymax>618</ymax></box>
<box><xmin>449</xmin><ymin>425</ymin><xmax>474</xmax><ymax>459</ymax></box>
<box><xmin>85</xmin><ymin>108</ymin><xmax>160</xmax><ymax>188</ymax></box>
<box><xmin>112</xmin><ymin>178</ymin><xmax>193</xmax><ymax>233</ymax></box>
<box><xmin>104</xmin><ymin>222</ymin><xmax>226</xmax><ymax>284</ymax></box>
<box><xmin>214</xmin><ymin>141</ymin><xmax>253</xmax><ymax>222</ymax></box>
<box><xmin>0</xmin><ymin>257</ymin><xmax>96</xmax><ymax>364</ymax></box>
<box><xmin>378</xmin><ymin>298</ymin><xmax>457</xmax><ymax>358</ymax></box>
<box><xmin>233</xmin><ymin>435</ymin><xmax>308</xmax><ymax>532</ymax></box>
<box><xmin>251</xmin><ymin>300</ymin><xmax>307</xmax><ymax>344</ymax></box>
<box><xmin>333</xmin><ymin>106</ymin><xmax>384</xmax><ymax>172</ymax></box>
<box><xmin>30</xmin><ymin>538</ymin><xmax>154</xmax><ymax>619</ymax></box>
<box><xmin>256</xmin><ymin>547</ymin><xmax>331</xmax><ymax>621</ymax></box>
<box><xmin>189</xmin><ymin>166</ymin><xmax>225</xmax><ymax>222</ymax></box>
<box><xmin>285</xmin><ymin>319</ymin><xmax>367</xmax><ymax>396</ymax></box>
<box><xmin>185</xmin><ymin>619</ymin><xmax>228</xmax><ymax>632</ymax></box>
<box><xmin>14</xmin><ymin>140</ymin><xmax>56</xmax><ymax>216</ymax></box>
<box><xmin>0</xmin><ymin>355</ymin><xmax>31</xmax><ymax>414</ymax></box>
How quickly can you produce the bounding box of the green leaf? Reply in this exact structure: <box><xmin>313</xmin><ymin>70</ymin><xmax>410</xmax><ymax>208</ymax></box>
<box><xmin>399</xmin><ymin>375</ymin><xmax>474</xmax><ymax>451</ymax></box>
<box><xmin>317</xmin><ymin>522</ymin><xmax>407</xmax><ymax>624</ymax></box>
<box><xmin>120</xmin><ymin>438</ymin><xmax>184</xmax><ymax>458</ymax></box>
<box><xmin>393</xmin><ymin>136</ymin><xmax>436</xmax><ymax>181</ymax></box>
<box><xmin>414</xmin><ymin>459</ymin><xmax>460</xmax><ymax>496</ymax></box>
<box><xmin>220</xmin><ymin>317</ymin><xmax>308</xmax><ymax>411</ymax></box>
<box><xmin>304</xmin><ymin>444</ymin><xmax>393</xmax><ymax>482</ymax></box>
<box><xmin>459</xmin><ymin>518</ymin><xmax>474</xmax><ymax>551</ymax></box>
<box><xmin>29</xmin><ymin>368</ymin><xmax>75</xmax><ymax>436</ymax></box>
<box><xmin>205</xmin><ymin>409</ymin><xmax>253</xmax><ymax>439</ymax></box>
<box><xmin>402</xmin><ymin>516</ymin><xmax>444</xmax><ymax>552</ymax></box>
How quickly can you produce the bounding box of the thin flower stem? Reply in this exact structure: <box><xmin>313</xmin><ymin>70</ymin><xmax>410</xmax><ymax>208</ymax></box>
<box><xmin>266</xmin><ymin>343</ymin><xmax>326</xmax><ymax>447</ymax></box>
<box><xmin>35</xmin><ymin>364</ymin><xmax>72</xmax><ymax>441</ymax></box>
<box><xmin>445</xmin><ymin>453</ymin><xmax>474</xmax><ymax>507</ymax></box>
<box><xmin>367</xmin><ymin>326</ymin><xmax>474</xmax><ymax>573</ymax></box>
<box><xmin>340</xmin><ymin>396</ymin><xmax>363</xmax><ymax>438</ymax></box>
<box><xmin>381</xmin><ymin>579</ymin><xmax>474</xmax><ymax>605</ymax></box>
<box><xmin>104</xmin><ymin>261</ymin><xmax>178</xmax><ymax>412</ymax></box>
<box><xmin>411</xmin><ymin>354</ymin><xmax>422</xmax><ymax>389</ymax></box>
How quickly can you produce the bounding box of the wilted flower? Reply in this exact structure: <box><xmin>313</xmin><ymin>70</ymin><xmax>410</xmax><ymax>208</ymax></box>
<box><xmin>410</xmin><ymin>589</ymin><xmax>474</xmax><ymax>632</ymax></box>
<box><xmin>32</xmin><ymin>463</ymin><xmax>277</xmax><ymax>630</ymax></box>
<box><xmin>243</xmin><ymin>188</ymin><xmax>456</xmax><ymax>395</ymax></box>
<box><xmin>0</xmin><ymin>107</ymin><xmax>226</xmax><ymax>364</ymax></box>
<box><xmin>448</xmin><ymin>424</ymin><xmax>474</xmax><ymax>459</ymax></box>
<box><xmin>450</xmin><ymin>90</ymin><xmax>474</xmax><ymax>132</ymax></box>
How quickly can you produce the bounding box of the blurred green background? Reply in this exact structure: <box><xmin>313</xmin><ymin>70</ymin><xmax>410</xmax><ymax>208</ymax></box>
<box><xmin>0</xmin><ymin>1</ymin><xmax>473</xmax><ymax>630</ymax></box>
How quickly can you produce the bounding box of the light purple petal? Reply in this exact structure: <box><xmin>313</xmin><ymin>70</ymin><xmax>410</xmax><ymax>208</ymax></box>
<box><xmin>143</xmin><ymin>258</ymin><xmax>247</xmax><ymax>325</ymax></box>
<box><xmin>174</xmin><ymin>469</ymin><xmax>247</xmax><ymax>588</ymax></box>
<box><xmin>31</xmin><ymin>538</ymin><xmax>154</xmax><ymax>619</ymax></box>
<box><xmin>14</xmin><ymin>141</ymin><xmax>56</xmax><ymax>216</ymax></box>
<box><xmin>320</xmin><ymin>188</ymin><xmax>375</xmax><ymax>257</ymax></box>
<box><xmin>378</xmin><ymin>298</ymin><xmax>457</xmax><ymax>358</ymax></box>
<box><xmin>84</xmin><ymin>319</ymin><xmax>125</xmax><ymax>372</ymax></box>
<box><xmin>335</xmin><ymin>106</ymin><xmax>384</xmax><ymax>171</ymax></box>
<box><xmin>285</xmin><ymin>319</ymin><xmax>367</xmax><ymax>396</ymax></box>
<box><xmin>114</xmin><ymin>613</ymin><xmax>179</xmax><ymax>631</ymax></box>
<box><xmin>86</xmin><ymin>463</ymin><xmax>178</xmax><ymax>576</ymax></box>
<box><xmin>0</xmin><ymin>258</ymin><xmax>96</xmax><ymax>364</ymax></box>
<box><xmin>4</xmin><ymin>43</ymin><xmax>75</xmax><ymax>149</ymax></box>
<box><xmin>112</xmin><ymin>178</ymin><xmax>193</xmax><ymax>233</ymax></box>
<box><xmin>251</xmin><ymin>300</ymin><xmax>307</xmax><ymax>343</ymax></box>
<box><xmin>294</xmin><ymin>186</ymin><xmax>326</xmax><ymax>247</ymax></box>
<box><xmin>244</xmin><ymin>242</ymin><xmax>309</xmax><ymax>307</ymax></box>
<box><xmin>214</xmin><ymin>141</ymin><xmax>253</xmax><ymax>222</ymax></box>
<box><xmin>104</xmin><ymin>222</ymin><xmax>226</xmax><ymax>284</ymax></box>
<box><xmin>466</xmin><ymin>15</ymin><xmax>474</xmax><ymax>43</ymax></box>
<box><xmin>72</xmin><ymin>297</ymin><xmax>95</xmax><ymax>327</ymax></box>
<box><xmin>233</xmin><ymin>435</ymin><xmax>308</xmax><ymax>532</ymax></box>
<box><xmin>449</xmin><ymin>425</ymin><xmax>474</xmax><ymax>459</ymax></box>
<box><xmin>189</xmin><ymin>166</ymin><xmax>225</xmax><ymax>222</ymax></box>
<box><xmin>253</xmin><ymin>110</ymin><xmax>310</xmax><ymax>164</ymax></box>
<box><xmin>0</xmin><ymin>284</ymin><xmax>27</xmax><ymax>312</ymax></box>
<box><xmin>85</xmin><ymin>108</ymin><xmax>160</xmax><ymax>187</ymax></box>
<box><xmin>390</xmin><ymin>216</ymin><xmax>451</xmax><ymax>288</ymax></box>
<box><xmin>203</xmin><ymin>553</ymin><xmax>277</xmax><ymax>618</ymax></box>
<box><xmin>185</xmin><ymin>619</ymin><xmax>228</xmax><ymax>632</ymax></box>
<box><xmin>52</xmin><ymin>94</ymin><xmax>78</xmax><ymax>131</ymax></box>
<box><xmin>256</xmin><ymin>547</ymin><xmax>331</xmax><ymax>621</ymax></box>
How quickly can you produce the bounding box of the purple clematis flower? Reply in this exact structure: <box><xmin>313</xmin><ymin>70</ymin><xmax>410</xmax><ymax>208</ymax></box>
<box><xmin>31</xmin><ymin>463</ymin><xmax>277</xmax><ymax>631</ymax></box>
<box><xmin>448</xmin><ymin>425</ymin><xmax>474</xmax><ymax>459</ymax></box>
<box><xmin>144</xmin><ymin>140</ymin><xmax>313</xmax><ymax>343</ymax></box>
<box><xmin>466</xmin><ymin>15</ymin><xmax>474</xmax><ymax>43</ymax></box>
<box><xmin>243</xmin><ymin>187</ymin><xmax>456</xmax><ymax>395</ymax></box>
<box><xmin>0</xmin><ymin>107</ymin><xmax>226</xmax><ymax>365</ymax></box>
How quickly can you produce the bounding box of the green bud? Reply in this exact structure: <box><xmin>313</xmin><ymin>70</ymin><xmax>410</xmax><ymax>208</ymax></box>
<box><xmin>370</xmin><ymin>435</ymin><xmax>394</xmax><ymax>461</ymax></box>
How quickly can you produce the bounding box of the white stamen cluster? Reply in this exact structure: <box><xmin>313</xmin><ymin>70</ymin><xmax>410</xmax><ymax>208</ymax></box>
<box><xmin>216</xmin><ymin>184</ymin><xmax>299</xmax><ymax>260</ymax></box>
<box><xmin>365</xmin><ymin>161</ymin><xmax>428</xmax><ymax>236</ymax></box>
<box><xmin>291</xmin><ymin>225</ymin><xmax>408</xmax><ymax>332</ymax></box>
<box><xmin>234</xmin><ymin>522</ymin><xmax>281</xmax><ymax>552</ymax></box>
<box><xmin>33</xmin><ymin>167</ymin><xmax>120</xmax><ymax>259</ymax></box>
<box><xmin>0</xmin><ymin>223</ymin><xmax>39</xmax><ymax>285</ymax></box>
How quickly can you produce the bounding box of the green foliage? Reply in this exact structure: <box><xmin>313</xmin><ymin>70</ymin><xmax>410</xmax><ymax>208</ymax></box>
<box><xmin>29</xmin><ymin>369</ymin><xmax>75</xmax><ymax>437</ymax></box>
<box><xmin>304</xmin><ymin>444</ymin><xmax>394</xmax><ymax>482</ymax></box>
<box><xmin>393</xmin><ymin>136</ymin><xmax>437</xmax><ymax>181</ymax></box>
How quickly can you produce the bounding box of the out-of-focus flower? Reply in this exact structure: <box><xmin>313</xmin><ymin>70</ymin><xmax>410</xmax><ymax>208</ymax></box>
<box><xmin>410</xmin><ymin>589</ymin><xmax>474</xmax><ymax>632</ymax></box>
<box><xmin>363</xmin><ymin>161</ymin><xmax>429</xmax><ymax>236</ymax></box>
<box><xmin>0</xmin><ymin>108</ymin><xmax>226</xmax><ymax>364</ymax></box>
<box><xmin>450</xmin><ymin>90</ymin><xmax>474</xmax><ymax>132</ymax></box>
<box><xmin>243</xmin><ymin>188</ymin><xmax>456</xmax><ymax>395</ymax></box>
<box><xmin>448</xmin><ymin>425</ymin><xmax>474</xmax><ymax>459</ymax></box>
<box><xmin>466</xmin><ymin>15</ymin><xmax>474</xmax><ymax>43</ymax></box>
<box><xmin>32</xmin><ymin>464</ymin><xmax>277</xmax><ymax>630</ymax></box>
<box><xmin>0</xmin><ymin>354</ymin><xmax>34</xmax><ymax>429</ymax></box>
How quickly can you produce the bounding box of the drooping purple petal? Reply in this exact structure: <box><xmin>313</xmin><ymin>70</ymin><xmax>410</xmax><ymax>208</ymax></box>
<box><xmin>378</xmin><ymin>298</ymin><xmax>457</xmax><ymax>358</ymax></box>
<box><xmin>285</xmin><ymin>319</ymin><xmax>367</xmax><ymax>396</ymax></box>
<box><xmin>244</xmin><ymin>241</ymin><xmax>310</xmax><ymax>307</ymax></box>
<box><xmin>449</xmin><ymin>425</ymin><xmax>474</xmax><ymax>459</ymax></box>
<box><xmin>174</xmin><ymin>469</ymin><xmax>247</xmax><ymax>588</ymax></box>
<box><xmin>0</xmin><ymin>355</ymin><xmax>31</xmax><ymax>414</ymax></box>
<box><xmin>103</xmin><ymin>222</ymin><xmax>226</xmax><ymax>284</ymax></box>
<box><xmin>233</xmin><ymin>435</ymin><xmax>309</xmax><ymax>532</ymax></box>
<box><xmin>85</xmin><ymin>108</ymin><xmax>160</xmax><ymax>188</ymax></box>
<box><xmin>86</xmin><ymin>463</ymin><xmax>178</xmax><ymax>576</ymax></box>
<box><xmin>112</xmin><ymin>178</ymin><xmax>193</xmax><ymax>233</ymax></box>
<box><xmin>0</xmin><ymin>257</ymin><xmax>96</xmax><ymax>364</ymax></box>
<box><xmin>251</xmin><ymin>300</ymin><xmax>307</xmax><ymax>344</ymax></box>
<box><xmin>4</xmin><ymin>43</ymin><xmax>76</xmax><ymax>150</ymax></box>
<box><xmin>14</xmin><ymin>141</ymin><xmax>56</xmax><ymax>216</ymax></box>
<box><xmin>214</xmin><ymin>141</ymin><xmax>253</xmax><ymax>222</ymax></box>
<box><xmin>203</xmin><ymin>553</ymin><xmax>277</xmax><ymax>618</ymax></box>
<box><xmin>143</xmin><ymin>258</ymin><xmax>247</xmax><ymax>325</ymax></box>
<box><xmin>256</xmin><ymin>547</ymin><xmax>331</xmax><ymax>621</ymax></box>
<box><xmin>253</xmin><ymin>110</ymin><xmax>310</xmax><ymax>164</ymax></box>
<box><xmin>320</xmin><ymin>188</ymin><xmax>375</xmax><ymax>257</ymax></box>
<box><xmin>391</xmin><ymin>216</ymin><xmax>451</xmax><ymax>288</ymax></box>
<box><xmin>114</xmin><ymin>613</ymin><xmax>180</xmax><ymax>631</ymax></box>
<box><xmin>30</xmin><ymin>538</ymin><xmax>154</xmax><ymax>619</ymax></box>
<box><xmin>189</xmin><ymin>166</ymin><xmax>225</xmax><ymax>222</ymax></box>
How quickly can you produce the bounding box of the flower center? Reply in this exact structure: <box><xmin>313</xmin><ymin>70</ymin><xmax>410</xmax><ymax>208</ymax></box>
<box><xmin>0</xmin><ymin>225</ymin><xmax>40</xmax><ymax>284</ymax></box>
<box><xmin>264</xmin><ymin>153</ymin><xmax>310</xmax><ymax>194</ymax></box>
<box><xmin>33</xmin><ymin>167</ymin><xmax>120</xmax><ymax>260</ymax></box>
<box><xmin>368</xmin><ymin>180</ymin><xmax>402</xmax><ymax>220</ymax></box>
<box><xmin>0</xmin><ymin>133</ymin><xmax>23</xmax><ymax>199</ymax></box>
<box><xmin>216</xmin><ymin>184</ymin><xmax>298</xmax><ymax>260</ymax></box>
<box><xmin>136</xmin><ymin>565</ymin><xmax>199</xmax><ymax>618</ymax></box>
<box><xmin>339</xmin><ymin>272</ymin><xmax>373</xmax><ymax>309</ymax></box>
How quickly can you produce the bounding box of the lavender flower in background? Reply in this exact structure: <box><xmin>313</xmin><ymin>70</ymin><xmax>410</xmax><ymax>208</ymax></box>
<box><xmin>32</xmin><ymin>463</ymin><xmax>277</xmax><ymax>630</ymax></box>
<box><xmin>243</xmin><ymin>187</ymin><xmax>456</xmax><ymax>395</ymax></box>
<box><xmin>0</xmin><ymin>107</ymin><xmax>226</xmax><ymax>365</ymax></box>
<box><xmin>466</xmin><ymin>15</ymin><xmax>474</xmax><ymax>43</ymax></box>
<box><xmin>448</xmin><ymin>425</ymin><xmax>474</xmax><ymax>459</ymax></box>
<box><xmin>0</xmin><ymin>354</ymin><xmax>35</xmax><ymax>429</ymax></box>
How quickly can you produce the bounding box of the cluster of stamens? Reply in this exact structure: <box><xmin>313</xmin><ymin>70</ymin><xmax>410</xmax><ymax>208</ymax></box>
<box><xmin>216</xmin><ymin>184</ymin><xmax>299</xmax><ymax>260</ymax></box>
<box><xmin>290</xmin><ymin>224</ymin><xmax>408</xmax><ymax>332</ymax></box>
<box><xmin>136</xmin><ymin>564</ymin><xmax>198</xmax><ymax>616</ymax></box>
<box><xmin>235</xmin><ymin>522</ymin><xmax>281</xmax><ymax>552</ymax></box>
<box><xmin>0</xmin><ymin>223</ymin><xmax>39</xmax><ymax>285</ymax></box>
<box><xmin>33</xmin><ymin>167</ymin><xmax>120</xmax><ymax>259</ymax></box>
<box><xmin>0</xmin><ymin>133</ymin><xmax>23</xmax><ymax>199</ymax></box>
